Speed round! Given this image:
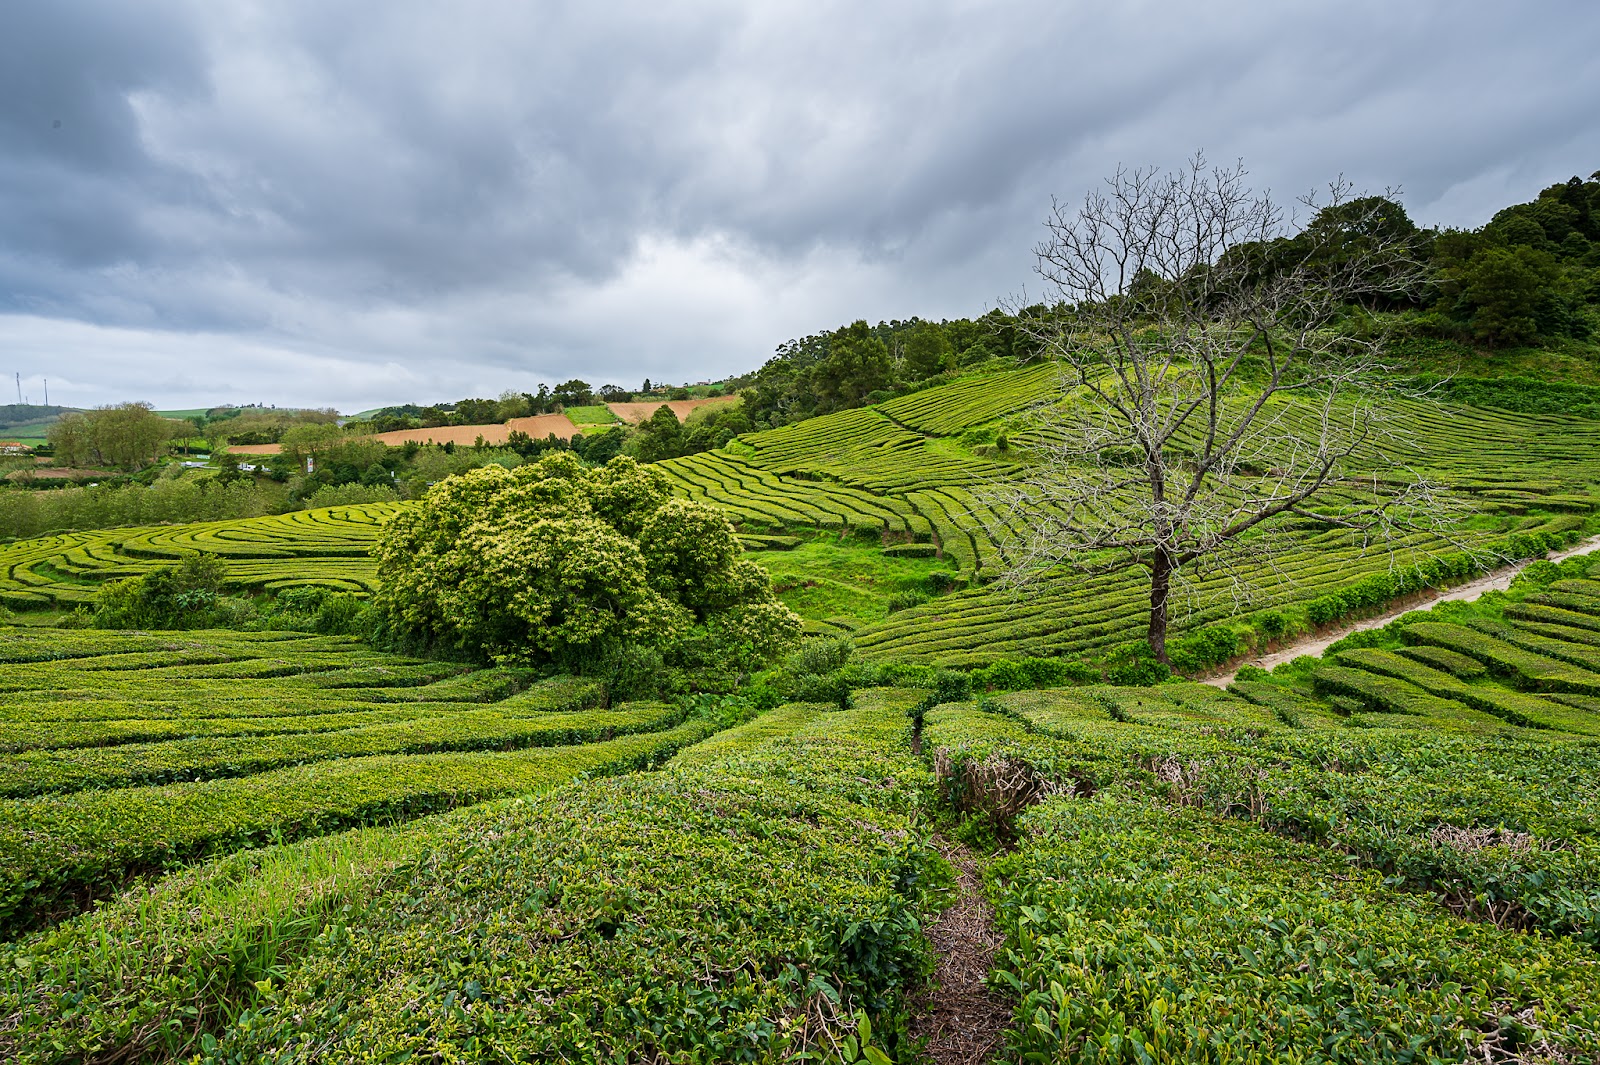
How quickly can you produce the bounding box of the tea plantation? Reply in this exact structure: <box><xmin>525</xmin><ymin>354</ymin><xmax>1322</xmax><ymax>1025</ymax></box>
<box><xmin>5</xmin><ymin>363</ymin><xmax>1600</xmax><ymax>1062</ymax></box>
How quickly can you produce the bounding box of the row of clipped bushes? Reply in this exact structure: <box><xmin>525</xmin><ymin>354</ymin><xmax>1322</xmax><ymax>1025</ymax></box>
<box><xmin>2</xmin><ymin>694</ymin><xmax>943</xmax><ymax>1064</ymax></box>
<box><xmin>0</xmin><ymin>703</ymin><xmax>677</xmax><ymax>800</ymax></box>
<box><xmin>0</xmin><ymin>720</ymin><xmax>715</xmax><ymax>939</ymax></box>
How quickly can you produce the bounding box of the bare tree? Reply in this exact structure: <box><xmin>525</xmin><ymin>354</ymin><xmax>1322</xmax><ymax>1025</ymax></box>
<box><xmin>982</xmin><ymin>154</ymin><xmax>1451</xmax><ymax>665</ymax></box>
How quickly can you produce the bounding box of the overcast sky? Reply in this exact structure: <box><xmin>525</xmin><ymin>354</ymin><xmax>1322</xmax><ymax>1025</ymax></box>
<box><xmin>2</xmin><ymin>1</ymin><xmax>1596</xmax><ymax>413</ymax></box>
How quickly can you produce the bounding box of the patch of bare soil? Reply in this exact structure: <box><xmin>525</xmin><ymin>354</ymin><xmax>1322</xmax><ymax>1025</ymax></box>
<box><xmin>221</xmin><ymin>414</ymin><xmax>583</xmax><ymax>456</ymax></box>
<box><xmin>606</xmin><ymin>395</ymin><xmax>740</xmax><ymax>424</ymax></box>
<box><xmin>908</xmin><ymin>842</ymin><xmax>1009</xmax><ymax>1064</ymax></box>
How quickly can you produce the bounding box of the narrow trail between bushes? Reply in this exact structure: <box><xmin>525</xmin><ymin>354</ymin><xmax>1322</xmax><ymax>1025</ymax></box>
<box><xmin>1202</xmin><ymin>533</ymin><xmax>1600</xmax><ymax>688</ymax></box>
<box><xmin>907</xmin><ymin>840</ymin><xmax>1009</xmax><ymax>1065</ymax></box>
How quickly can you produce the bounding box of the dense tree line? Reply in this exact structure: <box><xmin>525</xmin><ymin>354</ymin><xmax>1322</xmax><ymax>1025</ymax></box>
<box><xmin>1425</xmin><ymin>172</ymin><xmax>1600</xmax><ymax>347</ymax></box>
<box><xmin>734</xmin><ymin>311</ymin><xmax>1051</xmax><ymax>429</ymax></box>
<box><xmin>46</xmin><ymin>403</ymin><xmax>188</xmax><ymax>471</ymax></box>
<box><xmin>360</xmin><ymin>380</ymin><xmax>696</xmax><ymax>434</ymax></box>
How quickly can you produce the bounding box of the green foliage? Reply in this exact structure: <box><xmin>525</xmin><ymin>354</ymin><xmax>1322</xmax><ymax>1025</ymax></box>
<box><xmin>991</xmin><ymin>796</ymin><xmax>1600</xmax><ymax>1062</ymax></box>
<box><xmin>91</xmin><ymin>553</ymin><xmax>230</xmax><ymax>629</ymax></box>
<box><xmin>372</xmin><ymin>454</ymin><xmax>801</xmax><ymax>670</ymax></box>
<box><xmin>885</xmin><ymin>589</ymin><xmax>929</xmax><ymax>612</ymax></box>
<box><xmin>3</xmin><ymin>694</ymin><xmax>941</xmax><ymax>1064</ymax></box>
<box><xmin>1166</xmin><ymin>624</ymin><xmax>1241</xmax><ymax>674</ymax></box>
<box><xmin>47</xmin><ymin>402</ymin><xmax>180</xmax><ymax>471</ymax></box>
<box><xmin>1408</xmin><ymin>374</ymin><xmax>1600</xmax><ymax>420</ymax></box>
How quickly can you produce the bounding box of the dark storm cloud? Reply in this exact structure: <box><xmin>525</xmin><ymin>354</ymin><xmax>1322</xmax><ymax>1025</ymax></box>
<box><xmin>0</xmin><ymin>0</ymin><xmax>1596</xmax><ymax>410</ymax></box>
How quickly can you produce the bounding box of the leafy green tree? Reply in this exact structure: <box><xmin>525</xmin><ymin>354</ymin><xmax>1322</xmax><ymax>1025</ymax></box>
<box><xmin>629</xmin><ymin>405</ymin><xmax>686</xmax><ymax>463</ymax></box>
<box><xmin>813</xmin><ymin>321</ymin><xmax>892</xmax><ymax>410</ymax></box>
<box><xmin>1449</xmin><ymin>245</ymin><xmax>1560</xmax><ymax>347</ymax></box>
<box><xmin>682</xmin><ymin>402</ymin><xmax>751</xmax><ymax>454</ymax></box>
<box><xmin>47</xmin><ymin>403</ymin><xmax>177</xmax><ymax>471</ymax></box>
<box><xmin>277</xmin><ymin>423</ymin><xmax>346</xmax><ymax>467</ymax></box>
<box><xmin>552</xmin><ymin>379</ymin><xmax>595</xmax><ymax>407</ymax></box>
<box><xmin>453</xmin><ymin>398</ymin><xmax>500</xmax><ymax>424</ymax></box>
<box><xmin>572</xmin><ymin>427</ymin><xmax>626</xmax><ymax>465</ymax></box>
<box><xmin>372</xmin><ymin>454</ymin><xmax>800</xmax><ymax>670</ymax></box>
<box><xmin>901</xmin><ymin>320</ymin><xmax>954</xmax><ymax>378</ymax></box>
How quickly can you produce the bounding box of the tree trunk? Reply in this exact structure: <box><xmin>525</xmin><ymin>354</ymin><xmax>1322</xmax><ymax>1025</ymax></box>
<box><xmin>1148</xmin><ymin>548</ymin><xmax>1173</xmax><ymax>665</ymax></box>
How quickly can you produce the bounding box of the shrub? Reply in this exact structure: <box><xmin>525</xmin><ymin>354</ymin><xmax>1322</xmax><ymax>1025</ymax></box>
<box><xmin>1167</xmin><ymin>624</ymin><xmax>1241</xmax><ymax>674</ymax></box>
<box><xmin>882</xmin><ymin>543</ymin><xmax>937</xmax><ymax>558</ymax></box>
<box><xmin>91</xmin><ymin>553</ymin><xmax>229</xmax><ymax>630</ymax></box>
<box><xmin>1253</xmin><ymin>610</ymin><xmax>1288</xmax><ymax>640</ymax></box>
<box><xmin>373</xmin><ymin>455</ymin><xmax>801</xmax><ymax>669</ymax></box>
<box><xmin>1103</xmin><ymin>650</ymin><xmax>1170</xmax><ymax>687</ymax></box>
<box><xmin>787</xmin><ymin>635</ymin><xmax>855</xmax><ymax>676</ymax></box>
<box><xmin>885</xmin><ymin>590</ymin><xmax>929</xmax><ymax>613</ymax></box>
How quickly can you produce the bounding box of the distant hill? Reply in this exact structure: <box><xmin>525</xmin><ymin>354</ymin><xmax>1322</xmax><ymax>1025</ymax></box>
<box><xmin>0</xmin><ymin>404</ymin><xmax>73</xmax><ymax>441</ymax></box>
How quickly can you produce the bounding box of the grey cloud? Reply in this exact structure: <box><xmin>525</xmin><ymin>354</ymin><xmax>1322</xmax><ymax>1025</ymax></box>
<box><xmin>0</xmin><ymin>0</ymin><xmax>1597</xmax><ymax>410</ymax></box>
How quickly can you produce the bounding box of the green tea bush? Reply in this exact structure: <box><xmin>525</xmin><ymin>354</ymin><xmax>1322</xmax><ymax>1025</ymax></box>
<box><xmin>0</xmin><ymin>720</ymin><xmax>715</xmax><ymax>937</ymax></box>
<box><xmin>1166</xmin><ymin>624</ymin><xmax>1241</xmax><ymax>674</ymax></box>
<box><xmin>179</xmin><ymin>697</ymin><xmax>943</xmax><ymax>1063</ymax></box>
<box><xmin>991</xmin><ymin>797</ymin><xmax>1600</xmax><ymax>1063</ymax></box>
<box><xmin>885</xmin><ymin>589</ymin><xmax>929</xmax><ymax>612</ymax></box>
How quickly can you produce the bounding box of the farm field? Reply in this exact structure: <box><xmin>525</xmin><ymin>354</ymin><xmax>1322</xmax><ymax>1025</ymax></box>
<box><xmin>219</xmin><ymin>397</ymin><xmax>723</xmax><ymax>456</ymax></box>
<box><xmin>920</xmin><ymin>565</ymin><xmax>1600</xmax><ymax>1057</ymax></box>
<box><xmin>11</xmin><ymin>633</ymin><xmax>1600</xmax><ymax>1060</ymax></box>
<box><xmin>606</xmin><ymin>394</ymin><xmax>741</xmax><ymax>423</ymax></box>
<box><xmin>5</xmin><ymin>364</ymin><xmax>1600</xmax><ymax>668</ymax></box>
<box><xmin>0</xmin><ymin>502</ymin><xmax>398</xmax><ymax>609</ymax></box>
<box><xmin>4</xmin><ymin>359</ymin><xmax>1600</xmax><ymax>1061</ymax></box>
<box><xmin>0</xmin><ymin>627</ymin><xmax>716</xmax><ymax>944</ymax></box>
<box><xmin>659</xmin><ymin>364</ymin><xmax>1600</xmax><ymax>663</ymax></box>
<box><xmin>226</xmin><ymin>412</ymin><xmax>584</xmax><ymax>455</ymax></box>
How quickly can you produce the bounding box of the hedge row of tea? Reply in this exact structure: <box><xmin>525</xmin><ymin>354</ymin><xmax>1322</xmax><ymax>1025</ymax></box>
<box><xmin>661</xmin><ymin>364</ymin><xmax>1600</xmax><ymax>665</ymax></box>
<box><xmin>0</xmin><ymin>504</ymin><xmax>400</xmax><ymax>610</ymax></box>
<box><xmin>925</xmin><ymin>678</ymin><xmax>1600</xmax><ymax>1060</ymax></box>
<box><xmin>5</xmin><ymin>365</ymin><xmax>1597</xmax><ymax>673</ymax></box>
<box><xmin>2</xmin><ymin>691</ymin><xmax>945</xmax><ymax>1064</ymax></box>
<box><xmin>1294</xmin><ymin>558</ymin><xmax>1600</xmax><ymax>736</ymax></box>
<box><xmin>10</xmin><ymin>657</ymin><xmax>1600</xmax><ymax>1060</ymax></box>
<box><xmin>0</xmin><ymin>627</ymin><xmax>710</xmax><ymax>938</ymax></box>
<box><xmin>858</xmin><ymin>518</ymin><xmax>1589</xmax><ymax>667</ymax></box>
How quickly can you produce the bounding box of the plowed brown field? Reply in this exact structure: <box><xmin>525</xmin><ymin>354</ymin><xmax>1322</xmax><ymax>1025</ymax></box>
<box><xmin>606</xmin><ymin>395</ymin><xmax>739</xmax><ymax>424</ymax></box>
<box><xmin>223</xmin><ymin>413</ymin><xmax>581</xmax><ymax>455</ymax></box>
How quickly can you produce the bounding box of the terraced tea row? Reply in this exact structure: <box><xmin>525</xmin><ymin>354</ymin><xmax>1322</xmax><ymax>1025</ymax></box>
<box><xmin>853</xmin><ymin>518</ymin><xmax>1587</xmax><ymax>664</ymax></box>
<box><xmin>0</xmin><ymin>628</ymin><xmax>707</xmax><ymax>936</ymax></box>
<box><xmin>2</xmin><ymin>690</ymin><xmax>939</xmax><ymax>1064</ymax></box>
<box><xmin>925</xmin><ymin>674</ymin><xmax>1600</xmax><ymax>1056</ymax></box>
<box><xmin>9</xmin><ymin>662</ymin><xmax>1600</xmax><ymax>1060</ymax></box>
<box><xmin>1293</xmin><ymin>563</ymin><xmax>1600</xmax><ymax>736</ymax></box>
<box><xmin>0</xmin><ymin>504</ymin><xmax>401</xmax><ymax>608</ymax></box>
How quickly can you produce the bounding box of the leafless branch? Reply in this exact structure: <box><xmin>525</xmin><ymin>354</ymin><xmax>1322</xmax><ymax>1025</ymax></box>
<box><xmin>980</xmin><ymin>154</ymin><xmax>1454</xmax><ymax>663</ymax></box>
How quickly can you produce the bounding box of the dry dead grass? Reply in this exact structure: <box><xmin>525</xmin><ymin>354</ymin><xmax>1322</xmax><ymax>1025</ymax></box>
<box><xmin>908</xmin><ymin>842</ymin><xmax>1009</xmax><ymax>1064</ymax></box>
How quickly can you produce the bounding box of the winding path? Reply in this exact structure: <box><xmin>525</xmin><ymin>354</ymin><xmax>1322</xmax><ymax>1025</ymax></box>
<box><xmin>1202</xmin><ymin>533</ymin><xmax>1600</xmax><ymax>688</ymax></box>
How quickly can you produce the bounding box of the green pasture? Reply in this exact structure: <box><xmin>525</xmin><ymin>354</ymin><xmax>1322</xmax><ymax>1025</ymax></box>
<box><xmin>561</xmin><ymin>403</ymin><xmax>620</xmax><ymax>426</ymax></box>
<box><xmin>750</xmin><ymin>531</ymin><xmax>957</xmax><ymax>627</ymax></box>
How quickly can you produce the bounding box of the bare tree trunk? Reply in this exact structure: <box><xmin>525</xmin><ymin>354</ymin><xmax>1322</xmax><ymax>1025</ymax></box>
<box><xmin>1148</xmin><ymin>547</ymin><xmax>1173</xmax><ymax>664</ymax></box>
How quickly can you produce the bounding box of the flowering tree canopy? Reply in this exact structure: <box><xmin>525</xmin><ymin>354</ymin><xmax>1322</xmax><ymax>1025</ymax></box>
<box><xmin>373</xmin><ymin>453</ymin><xmax>801</xmax><ymax>669</ymax></box>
